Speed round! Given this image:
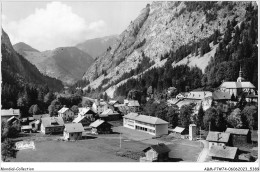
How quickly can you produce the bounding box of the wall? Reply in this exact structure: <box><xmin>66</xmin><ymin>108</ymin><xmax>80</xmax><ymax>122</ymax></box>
<box><xmin>209</xmin><ymin>142</ymin><xmax>226</xmax><ymax>149</ymax></box>
<box><xmin>155</xmin><ymin>124</ymin><xmax>168</xmax><ymax>136</ymax></box>
<box><xmin>123</xmin><ymin>118</ymin><xmax>135</xmax><ymax>129</ymax></box>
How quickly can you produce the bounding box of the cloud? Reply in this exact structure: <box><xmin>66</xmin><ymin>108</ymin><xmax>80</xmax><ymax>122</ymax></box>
<box><xmin>4</xmin><ymin>2</ymin><xmax>107</xmax><ymax>51</ymax></box>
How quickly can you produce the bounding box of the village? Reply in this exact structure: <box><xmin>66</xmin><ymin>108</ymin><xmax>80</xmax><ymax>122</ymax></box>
<box><xmin>1</xmin><ymin>68</ymin><xmax>258</xmax><ymax>162</ymax></box>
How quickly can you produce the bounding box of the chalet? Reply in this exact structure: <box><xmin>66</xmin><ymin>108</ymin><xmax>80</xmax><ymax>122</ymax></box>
<box><xmin>21</xmin><ymin>125</ymin><xmax>32</xmax><ymax>133</ymax></box>
<box><xmin>140</xmin><ymin>143</ymin><xmax>171</xmax><ymax>162</ymax></box>
<box><xmin>108</xmin><ymin>100</ymin><xmax>119</xmax><ymax>111</ymax></box>
<box><xmin>246</xmin><ymin>94</ymin><xmax>258</xmax><ymax>103</ymax></box>
<box><xmin>92</xmin><ymin>100</ymin><xmax>108</xmax><ymax>114</ymax></box>
<box><xmin>219</xmin><ymin>67</ymin><xmax>255</xmax><ymax>97</ymax></box>
<box><xmin>1</xmin><ymin>108</ymin><xmax>20</xmax><ymax>121</ymax></box>
<box><xmin>123</xmin><ymin>113</ymin><xmax>168</xmax><ymax>136</ymax></box>
<box><xmin>73</xmin><ymin>115</ymin><xmax>92</xmax><ymax>127</ymax></box>
<box><xmin>206</xmin><ymin>131</ymin><xmax>231</xmax><ymax>149</ymax></box>
<box><xmin>78</xmin><ymin>107</ymin><xmax>96</xmax><ymax>120</ymax></box>
<box><xmin>127</xmin><ymin>100</ymin><xmax>140</xmax><ymax>112</ymax></box>
<box><xmin>89</xmin><ymin>119</ymin><xmax>112</xmax><ymax>134</ymax></box>
<box><xmin>63</xmin><ymin>123</ymin><xmax>84</xmax><ymax>141</ymax></box>
<box><xmin>225</xmin><ymin>128</ymin><xmax>251</xmax><ymax>146</ymax></box>
<box><xmin>169</xmin><ymin>126</ymin><xmax>187</xmax><ymax>138</ymax></box>
<box><xmin>41</xmin><ymin>117</ymin><xmax>64</xmax><ymax>134</ymax></box>
<box><xmin>7</xmin><ymin>116</ymin><xmax>20</xmax><ymax>125</ymax></box>
<box><xmin>99</xmin><ymin>109</ymin><xmax>120</xmax><ymax>121</ymax></box>
<box><xmin>58</xmin><ymin>107</ymin><xmax>74</xmax><ymax>121</ymax></box>
<box><xmin>208</xmin><ymin>145</ymin><xmax>238</xmax><ymax>162</ymax></box>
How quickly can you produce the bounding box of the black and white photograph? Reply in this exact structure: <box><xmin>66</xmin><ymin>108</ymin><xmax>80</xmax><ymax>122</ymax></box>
<box><xmin>0</xmin><ymin>0</ymin><xmax>259</xmax><ymax>171</ymax></box>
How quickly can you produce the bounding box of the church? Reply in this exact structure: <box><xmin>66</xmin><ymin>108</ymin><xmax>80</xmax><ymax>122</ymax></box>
<box><xmin>219</xmin><ymin>67</ymin><xmax>256</xmax><ymax>97</ymax></box>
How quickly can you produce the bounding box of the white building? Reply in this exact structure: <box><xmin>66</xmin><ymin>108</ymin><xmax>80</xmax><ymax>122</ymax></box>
<box><xmin>63</xmin><ymin>123</ymin><xmax>84</xmax><ymax>141</ymax></box>
<box><xmin>58</xmin><ymin>107</ymin><xmax>74</xmax><ymax>121</ymax></box>
<box><xmin>123</xmin><ymin>113</ymin><xmax>168</xmax><ymax>136</ymax></box>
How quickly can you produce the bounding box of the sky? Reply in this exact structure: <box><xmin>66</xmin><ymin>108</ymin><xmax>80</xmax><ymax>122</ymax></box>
<box><xmin>1</xmin><ymin>1</ymin><xmax>149</xmax><ymax>51</ymax></box>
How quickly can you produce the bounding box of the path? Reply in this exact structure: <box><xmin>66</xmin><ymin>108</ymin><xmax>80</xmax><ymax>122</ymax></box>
<box><xmin>197</xmin><ymin>140</ymin><xmax>209</xmax><ymax>162</ymax></box>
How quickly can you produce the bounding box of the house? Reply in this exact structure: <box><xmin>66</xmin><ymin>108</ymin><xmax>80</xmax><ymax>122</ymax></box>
<box><xmin>225</xmin><ymin>128</ymin><xmax>251</xmax><ymax>146</ymax></box>
<box><xmin>124</xmin><ymin>99</ymin><xmax>129</xmax><ymax>106</ymax></box>
<box><xmin>29</xmin><ymin>120</ymin><xmax>41</xmax><ymax>131</ymax></box>
<box><xmin>123</xmin><ymin>113</ymin><xmax>168</xmax><ymax>136</ymax></box>
<box><xmin>73</xmin><ymin>115</ymin><xmax>92</xmax><ymax>127</ymax></box>
<box><xmin>58</xmin><ymin>107</ymin><xmax>74</xmax><ymax>121</ymax></box>
<box><xmin>176</xmin><ymin>92</ymin><xmax>189</xmax><ymax>100</ymax></box>
<box><xmin>41</xmin><ymin>117</ymin><xmax>65</xmax><ymax>134</ymax></box>
<box><xmin>206</xmin><ymin>131</ymin><xmax>231</xmax><ymax>149</ymax></box>
<box><xmin>92</xmin><ymin>100</ymin><xmax>108</xmax><ymax>114</ymax></box>
<box><xmin>7</xmin><ymin>116</ymin><xmax>20</xmax><ymax>126</ymax></box>
<box><xmin>169</xmin><ymin>126</ymin><xmax>187</xmax><ymax>138</ymax></box>
<box><xmin>63</xmin><ymin>123</ymin><xmax>84</xmax><ymax>141</ymax></box>
<box><xmin>77</xmin><ymin>107</ymin><xmax>96</xmax><ymax>121</ymax></box>
<box><xmin>21</xmin><ymin>125</ymin><xmax>32</xmax><ymax>133</ymax></box>
<box><xmin>246</xmin><ymin>94</ymin><xmax>258</xmax><ymax>103</ymax></box>
<box><xmin>99</xmin><ymin>109</ymin><xmax>120</xmax><ymax>121</ymax></box>
<box><xmin>208</xmin><ymin>145</ymin><xmax>238</xmax><ymax>162</ymax></box>
<box><xmin>89</xmin><ymin>119</ymin><xmax>112</xmax><ymax>134</ymax></box>
<box><xmin>1</xmin><ymin>108</ymin><xmax>20</xmax><ymax>121</ymax></box>
<box><xmin>33</xmin><ymin>114</ymin><xmax>50</xmax><ymax>121</ymax></box>
<box><xmin>219</xmin><ymin>67</ymin><xmax>255</xmax><ymax>97</ymax></box>
<box><xmin>140</xmin><ymin>143</ymin><xmax>171</xmax><ymax>162</ymax></box>
<box><xmin>127</xmin><ymin>100</ymin><xmax>140</xmax><ymax>112</ymax></box>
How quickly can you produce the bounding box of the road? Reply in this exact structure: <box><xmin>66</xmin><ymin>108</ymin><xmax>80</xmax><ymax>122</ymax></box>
<box><xmin>197</xmin><ymin>140</ymin><xmax>209</xmax><ymax>162</ymax></box>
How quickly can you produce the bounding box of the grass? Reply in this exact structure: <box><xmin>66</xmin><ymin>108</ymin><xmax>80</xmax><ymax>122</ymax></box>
<box><xmin>10</xmin><ymin>135</ymin><xmax>149</xmax><ymax>162</ymax></box>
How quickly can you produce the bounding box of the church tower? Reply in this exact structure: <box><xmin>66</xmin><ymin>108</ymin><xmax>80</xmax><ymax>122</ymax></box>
<box><xmin>237</xmin><ymin>66</ymin><xmax>245</xmax><ymax>82</ymax></box>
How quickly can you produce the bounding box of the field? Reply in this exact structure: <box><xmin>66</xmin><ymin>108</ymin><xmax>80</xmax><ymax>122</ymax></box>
<box><xmin>11</xmin><ymin>134</ymin><xmax>149</xmax><ymax>162</ymax></box>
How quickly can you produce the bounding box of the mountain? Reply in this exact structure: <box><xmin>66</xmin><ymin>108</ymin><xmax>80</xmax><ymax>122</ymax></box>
<box><xmin>13</xmin><ymin>43</ymin><xmax>94</xmax><ymax>86</ymax></box>
<box><xmin>37</xmin><ymin>47</ymin><xmax>94</xmax><ymax>85</ymax></box>
<box><xmin>76</xmin><ymin>35</ymin><xmax>118</xmax><ymax>59</ymax></box>
<box><xmin>1</xmin><ymin>29</ymin><xmax>63</xmax><ymax>91</ymax></box>
<box><xmin>81</xmin><ymin>1</ymin><xmax>257</xmax><ymax>97</ymax></box>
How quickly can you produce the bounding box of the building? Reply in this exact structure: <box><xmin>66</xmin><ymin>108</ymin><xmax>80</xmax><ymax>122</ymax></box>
<box><xmin>206</xmin><ymin>131</ymin><xmax>231</xmax><ymax>149</ymax></box>
<box><xmin>21</xmin><ymin>125</ymin><xmax>33</xmax><ymax>133</ymax></box>
<box><xmin>58</xmin><ymin>107</ymin><xmax>74</xmax><ymax>121</ymax></box>
<box><xmin>208</xmin><ymin>145</ymin><xmax>238</xmax><ymax>162</ymax></box>
<box><xmin>127</xmin><ymin>100</ymin><xmax>140</xmax><ymax>112</ymax></box>
<box><xmin>1</xmin><ymin>108</ymin><xmax>20</xmax><ymax>121</ymax></box>
<box><xmin>219</xmin><ymin>67</ymin><xmax>255</xmax><ymax>97</ymax></box>
<box><xmin>77</xmin><ymin>107</ymin><xmax>96</xmax><ymax>120</ymax></box>
<box><xmin>92</xmin><ymin>100</ymin><xmax>108</xmax><ymax>114</ymax></box>
<box><xmin>89</xmin><ymin>119</ymin><xmax>112</xmax><ymax>134</ymax></box>
<box><xmin>33</xmin><ymin>114</ymin><xmax>50</xmax><ymax>121</ymax></box>
<box><xmin>123</xmin><ymin>113</ymin><xmax>168</xmax><ymax>136</ymax></box>
<box><xmin>99</xmin><ymin>109</ymin><xmax>120</xmax><ymax>121</ymax></box>
<box><xmin>225</xmin><ymin>128</ymin><xmax>251</xmax><ymax>146</ymax></box>
<box><xmin>189</xmin><ymin>124</ymin><xmax>197</xmax><ymax>141</ymax></box>
<box><xmin>63</xmin><ymin>123</ymin><xmax>84</xmax><ymax>141</ymax></box>
<box><xmin>169</xmin><ymin>126</ymin><xmax>187</xmax><ymax>139</ymax></box>
<box><xmin>140</xmin><ymin>143</ymin><xmax>171</xmax><ymax>162</ymax></box>
<box><xmin>176</xmin><ymin>92</ymin><xmax>189</xmax><ymax>100</ymax></box>
<box><xmin>7</xmin><ymin>116</ymin><xmax>20</xmax><ymax>125</ymax></box>
<box><xmin>29</xmin><ymin>120</ymin><xmax>41</xmax><ymax>131</ymax></box>
<box><xmin>41</xmin><ymin>117</ymin><xmax>64</xmax><ymax>134</ymax></box>
<box><xmin>73</xmin><ymin>115</ymin><xmax>92</xmax><ymax>127</ymax></box>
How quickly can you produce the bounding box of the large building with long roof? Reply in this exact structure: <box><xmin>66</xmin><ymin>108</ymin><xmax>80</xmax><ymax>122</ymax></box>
<box><xmin>219</xmin><ymin>67</ymin><xmax>256</xmax><ymax>97</ymax></box>
<box><xmin>123</xmin><ymin>113</ymin><xmax>168</xmax><ymax>136</ymax></box>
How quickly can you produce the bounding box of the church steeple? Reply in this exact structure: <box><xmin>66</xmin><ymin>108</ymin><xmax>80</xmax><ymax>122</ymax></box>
<box><xmin>237</xmin><ymin>65</ymin><xmax>245</xmax><ymax>82</ymax></box>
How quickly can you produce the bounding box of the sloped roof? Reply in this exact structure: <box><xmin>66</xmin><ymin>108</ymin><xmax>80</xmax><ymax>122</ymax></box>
<box><xmin>123</xmin><ymin>113</ymin><xmax>168</xmax><ymax>125</ymax></box>
<box><xmin>64</xmin><ymin>123</ymin><xmax>84</xmax><ymax>133</ymax></box>
<box><xmin>128</xmin><ymin>100</ymin><xmax>140</xmax><ymax>107</ymax></box>
<box><xmin>186</xmin><ymin>91</ymin><xmax>212</xmax><ymax>100</ymax></box>
<box><xmin>78</xmin><ymin>107</ymin><xmax>94</xmax><ymax>116</ymax></box>
<box><xmin>212</xmin><ymin>91</ymin><xmax>231</xmax><ymax>100</ymax></box>
<box><xmin>1</xmin><ymin>109</ymin><xmax>20</xmax><ymax>117</ymax></box>
<box><xmin>206</xmin><ymin>132</ymin><xmax>230</xmax><ymax>143</ymax></box>
<box><xmin>41</xmin><ymin>117</ymin><xmax>64</xmax><ymax>127</ymax></box>
<box><xmin>220</xmin><ymin>82</ymin><xmax>255</xmax><ymax>89</ymax></box>
<box><xmin>58</xmin><ymin>107</ymin><xmax>69</xmax><ymax>114</ymax></box>
<box><xmin>33</xmin><ymin>114</ymin><xmax>50</xmax><ymax>120</ymax></box>
<box><xmin>72</xmin><ymin>115</ymin><xmax>86</xmax><ymax>123</ymax></box>
<box><xmin>7</xmin><ymin>116</ymin><xmax>19</xmax><ymax>122</ymax></box>
<box><xmin>208</xmin><ymin>145</ymin><xmax>238</xmax><ymax>160</ymax></box>
<box><xmin>167</xmin><ymin>98</ymin><xmax>180</xmax><ymax>105</ymax></box>
<box><xmin>172</xmin><ymin>126</ymin><xmax>185</xmax><ymax>133</ymax></box>
<box><xmin>100</xmin><ymin>109</ymin><xmax>119</xmax><ymax>117</ymax></box>
<box><xmin>225</xmin><ymin>128</ymin><xmax>249</xmax><ymax>135</ymax></box>
<box><xmin>143</xmin><ymin>143</ymin><xmax>170</xmax><ymax>154</ymax></box>
<box><xmin>90</xmin><ymin>119</ymin><xmax>112</xmax><ymax>128</ymax></box>
<box><xmin>108</xmin><ymin>100</ymin><xmax>118</xmax><ymax>105</ymax></box>
<box><xmin>21</xmin><ymin>125</ymin><xmax>32</xmax><ymax>130</ymax></box>
<box><xmin>176</xmin><ymin>99</ymin><xmax>200</xmax><ymax>108</ymax></box>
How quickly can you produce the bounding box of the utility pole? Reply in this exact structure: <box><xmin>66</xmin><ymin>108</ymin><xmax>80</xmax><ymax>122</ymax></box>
<box><xmin>200</xmin><ymin>127</ymin><xmax>202</xmax><ymax>148</ymax></box>
<box><xmin>209</xmin><ymin>122</ymin><xmax>211</xmax><ymax>132</ymax></box>
<box><xmin>120</xmin><ymin>132</ymin><xmax>122</xmax><ymax>149</ymax></box>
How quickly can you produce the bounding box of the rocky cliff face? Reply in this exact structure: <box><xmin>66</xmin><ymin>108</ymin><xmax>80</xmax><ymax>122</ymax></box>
<box><xmin>82</xmin><ymin>1</ymin><xmax>251</xmax><ymax>91</ymax></box>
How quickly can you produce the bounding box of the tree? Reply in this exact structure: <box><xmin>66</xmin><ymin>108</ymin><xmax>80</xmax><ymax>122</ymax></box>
<box><xmin>33</xmin><ymin>104</ymin><xmax>41</xmax><ymax>115</ymax></box>
<box><xmin>179</xmin><ymin>105</ymin><xmax>192</xmax><ymax>129</ymax></box>
<box><xmin>48</xmin><ymin>100</ymin><xmax>62</xmax><ymax>117</ymax></box>
<box><xmin>71</xmin><ymin>105</ymin><xmax>79</xmax><ymax>114</ymax></box>
<box><xmin>44</xmin><ymin>92</ymin><xmax>55</xmax><ymax>105</ymax></box>
<box><xmin>241</xmin><ymin>105</ymin><xmax>258</xmax><ymax>130</ymax></box>
<box><xmin>1</xmin><ymin>139</ymin><xmax>17</xmax><ymax>162</ymax></box>
<box><xmin>168</xmin><ymin>105</ymin><xmax>179</xmax><ymax>128</ymax></box>
<box><xmin>203</xmin><ymin>107</ymin><xmax>218</xmax><ymax>131</ymax></box>
<box><xmin>195</xmin><ymin>104</ymin><xmax>205</xmax><ymax>129</ymax></box>
<box><xmin>227</xmin><ymin>108</ymin><xmax>243</xmax><ymax>128</ymax></box>
<box><xmin>103</xmin><ymin>92</ymin><xmax>108</xmax><ymax>101</ymax></box>
<box><xmin>28</xmin><ymin>104</ymin><xmax>35</xmax><ymax>116</ymax></box>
